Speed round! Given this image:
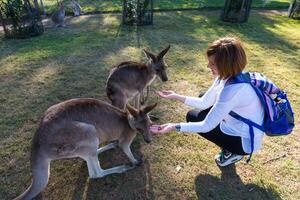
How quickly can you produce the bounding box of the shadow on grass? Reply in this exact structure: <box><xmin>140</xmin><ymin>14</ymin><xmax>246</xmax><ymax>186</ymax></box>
<box><xmin>195</xmin><ymin>164</ymin><xmax>282</xmax><ymax>200</ymax></box>
<box><xmin>13</xmin><ymin>137</ymin><xmax>154</xmax><ymax>200</ymax></box>
<box><xmin>70</xmin><ymin>139</ymin><xmax>155</xmax><ymax>200</ymax></box>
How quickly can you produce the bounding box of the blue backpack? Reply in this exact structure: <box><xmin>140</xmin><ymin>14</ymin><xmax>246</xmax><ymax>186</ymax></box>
<box><xmin>226</xmin><ymin>72</ymin><xmax>294</xmax><ymax>162</ymax></box>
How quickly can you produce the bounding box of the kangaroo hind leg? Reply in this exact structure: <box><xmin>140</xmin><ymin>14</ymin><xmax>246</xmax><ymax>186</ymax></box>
<box><xmin>74</xmin><ymin>123</ymin><xmax>134</xmax><ymax>178</ymax></box>
<box><xmin>97</xmin><ymin>141</ymin><xmax>118</xmax><ymax>155</ymax></box>
<box><xmin>84</xmin><ymin>154</ymin><xmax>135</xmax><ymax>179</ymax></box>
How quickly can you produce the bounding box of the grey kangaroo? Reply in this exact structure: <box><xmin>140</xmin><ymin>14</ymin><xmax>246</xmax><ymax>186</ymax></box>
<box><xmin>14</xmin><ymin>98</ymin><xmax>157</xmax><ymax>200</ymax></box>
<box><xmin>70</xmin><ymin>0</ymin><xmax>82</xmax><ymax>16</ymax></box>
<box><xmin>106</xmin><ymin>45</ymin><xmax>170</xmax><ymax>110</ymax></box>
<box><xmin>51</xmin><ymin>1</ymin><xmax>65</xmax><ymax>27</ymax></box>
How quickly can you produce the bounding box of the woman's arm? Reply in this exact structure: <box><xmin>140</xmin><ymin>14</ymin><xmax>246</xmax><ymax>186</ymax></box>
<box><xmin>183</xmin><ymin>78</ymin><xmax>220</xmax><ymax>110</ymax></box>
<box><xmin>180</xmin><ymin>85</ymin><xmax>242</xmax><ymax>133</ymax></box>
<box><xmin>151</xmin><ymin>85</ymin><xmax>244</xmax><ymax>134</ymax></box>
<box><xmin>155</xmin><ymin>78</ymin><xmax>221</xmax><ymax>109</ymax></box>
<box><xmin>155</xmin><ymin>91</ymin><xmax>186</xmax><ymax>103</ymax></box>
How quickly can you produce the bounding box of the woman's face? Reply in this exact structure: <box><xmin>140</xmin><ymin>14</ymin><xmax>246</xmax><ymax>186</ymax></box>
<box><xmin>207</xmin><ymin>56</ymin><xmax>218</xmax><ymax>77</ymax></box>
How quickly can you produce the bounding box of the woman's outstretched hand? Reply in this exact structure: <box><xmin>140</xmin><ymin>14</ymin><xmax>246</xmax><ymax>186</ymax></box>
<box><xmin>155</xmin><ymin>90</ymin><xmax>186</xmax><ymax>102</ymax></box>
<box><xmin>150</xmin><ymin>123</ymin><xmax>176</xmax><ymax>134</ymax></box>
<box><xmin>155</xmin><ymin>90</ymin><xmax>177</xmax><ymax>99</ymax></box>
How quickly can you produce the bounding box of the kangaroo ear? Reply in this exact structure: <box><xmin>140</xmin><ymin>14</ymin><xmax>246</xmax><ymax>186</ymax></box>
<box><xmin>142</xmin><ymin>103</ymin><xmax>157</xmax><ymax>114</ymax></box>
<box><xmin>158</xmin><ymin>45</ymin><xmax>171</xmax><ymax>59</ymax></box>
<box><xmin>143</xmin><ymin>49</ymin><xmax>156</xmax><ymax>62</ymax></box>
<box><xmin>126</xmin><ymin>104</ymin><xmax>139</xmax><ymax>117</ymax></box>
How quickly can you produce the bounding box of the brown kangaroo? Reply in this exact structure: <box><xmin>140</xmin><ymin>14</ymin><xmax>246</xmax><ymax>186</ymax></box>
<box><xmin>14</xmin><ymin>98</ymin><xmax>157</xmax><ymax>200</ymax></box>
<box><xmin>106</xmin><ymin>45</ymin><xmax>170</xmax><ymax>109</ymax></box>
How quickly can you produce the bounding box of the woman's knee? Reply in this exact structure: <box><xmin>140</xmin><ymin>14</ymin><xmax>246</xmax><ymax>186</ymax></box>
<box><xmin>186</xmin><ymin>110</ymin><xmax>196</xmax><ymax>122</ymax></box>
<box><xmin>186</xmin><ymin>109</ymin><xmax>207</xmax><ymax>122</ymax></box>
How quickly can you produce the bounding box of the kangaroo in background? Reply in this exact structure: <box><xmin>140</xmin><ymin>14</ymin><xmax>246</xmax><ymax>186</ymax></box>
<box><xmin>51</xmin><ymin>1</ymin><xmax>65</xmax><ymax>27</ymax></box>
<box><xmin>70</xmin><ymin>0</ymin><xmax>82</xmax><ymax>16</ymax></box>
<box><xmin>14</xmin><ymin>98</ymin><xmax>157</xmax><ymax>200</ymax></box>
<box><xmin>106</xmin><ymin>45</ymin><xmax>170</xmax><ymax>110</ymax></box>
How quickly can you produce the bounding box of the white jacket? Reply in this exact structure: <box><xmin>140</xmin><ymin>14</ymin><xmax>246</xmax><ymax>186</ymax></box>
<box><xmin>180</xmin><ymin>77</ymin><xmax>265</xmax><ymax>153</ymax></box>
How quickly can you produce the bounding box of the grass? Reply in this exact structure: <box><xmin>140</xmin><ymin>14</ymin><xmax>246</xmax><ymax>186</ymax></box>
<box><xmin>41</xmin><ymin>0</ymin><xmax>292</xmax><ymax>14</ymax></box>
<box><xmin>0</xmin><ymin>9</ymin><xmax>300</xmax><ymax>200</ymax></box>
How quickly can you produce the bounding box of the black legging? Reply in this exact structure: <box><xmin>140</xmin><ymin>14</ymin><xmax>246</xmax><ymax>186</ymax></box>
<box><xmin>186</xmin><ymin>108</ymin><xmax>248</xmax><ymax>155</ymax></box>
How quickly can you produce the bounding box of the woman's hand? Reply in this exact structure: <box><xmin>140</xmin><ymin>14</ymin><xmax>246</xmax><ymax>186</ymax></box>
<box><xmin>155</xmin><ymin>90</ymin><xmax>186</xmax><ymax>102</ymax></box>
<box><xmin>155</xmin><ymin>90</ymin><xmax>177</xmax><ymax>99</ymax></box>
<box><xmin>150</xmin><ymin>123</ymin><xmax>176</xmax><ymax>134</ymax></box>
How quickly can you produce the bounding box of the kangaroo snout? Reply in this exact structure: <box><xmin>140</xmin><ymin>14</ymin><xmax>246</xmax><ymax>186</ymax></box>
<box><xmin>158</xmin><ymin>72</ymin><xmax>168</xmax><ymax>82</ymax></box>
<box><xmin>144</xmin><ymin>137</ymin><xmax>152</xmax><ymax>143</ymax></box>
<box><xmin>142</xmin><ymin>130</ymin><xmax>153</xmax><ymax>143</ymax></box>
<box><xmin>162</xmin><ymin>76</ymin><xmax>168</xmax><ymax>82</ymax></box>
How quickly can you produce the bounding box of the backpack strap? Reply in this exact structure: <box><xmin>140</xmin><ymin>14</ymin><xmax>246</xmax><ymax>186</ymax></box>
<box><xmin>225</xmin><ymin>72</ymin><xmax>251</xmax><ymax>85</ymax></box>
<box><xmin>229</xmin><ymin>111</ymin><xmax>265</xmax><ymax>163</ymax></box>
<box><xmin>226</xmin><ymin>73</ymin><xmax>265</xmax><ymax>162</ymax></box>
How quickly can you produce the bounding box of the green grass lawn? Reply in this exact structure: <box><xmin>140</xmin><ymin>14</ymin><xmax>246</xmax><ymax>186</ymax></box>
<box><xmin>42</xmin><ymin>0</ymin><xmax>292</xmax><ymax>14</ymax></box>
<box><xmin>0</xmin><ymin>9</ymin><xmax>299</xmax><ymax>200</ymax></box>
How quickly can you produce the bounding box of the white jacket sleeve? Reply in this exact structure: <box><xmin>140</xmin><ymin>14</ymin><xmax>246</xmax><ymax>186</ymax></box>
<box><xmin>183</xmin><ymin>78</ymin><xmax>220</xmax><ymax>110</ymax></box>
<box><xmin>180</xmin><ymin>85</ymin><xmax>243</xmax><ymax>133</ymax></box>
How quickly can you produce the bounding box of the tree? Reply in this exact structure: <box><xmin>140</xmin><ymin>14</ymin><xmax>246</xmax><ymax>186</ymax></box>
<box><xmin>288</xmin><ymin>0</ymin><xmax>300</xmax><ymax>19</ymax></box>
<box><xmin>122</xmin><ymin>0</ymin><xmax>153</xmax><ymax>25</ymax></box>
<box><xmin>0</xmin><ymin>0</ymin><xmax>44</xmax><ymax>39</ymax></box>
<box><xmin>221</xmin><ymin>0</ymin><xmax>252</xmax><ymax>23</ymax></box>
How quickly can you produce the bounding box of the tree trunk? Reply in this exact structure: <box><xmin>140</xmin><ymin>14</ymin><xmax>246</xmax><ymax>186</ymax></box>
<box><xmin>33</xmin><ymin>0</ymin><xmax>41</xmax><ymax>20</ymax></box>
<box><xmin>122</xmin><ymin>0</ymin><xmax>153</xmax><ymax>25</ymax></box>
<box><xmin>39</xmin><ymin>0</ymin><xmax>46</xmax><ymax>16</ymax></box>
<box><xmin>0</xmin><ymin>9</ymin><xmax>8</xmax><ymax>36</ymax></box>
<box><xmin>24</xmin><ymin>0</ymin><xmax>33</xmax><ymax>17</ymax></box>
<box><xmin>288</xmin><ymin>0</ymin><xmax>300</xmax><ymax>19</ymax></box>
<box><xmin>221</xmin><ymin>0</ymin><xmax>253</xmax><ymax>23</ymax></box>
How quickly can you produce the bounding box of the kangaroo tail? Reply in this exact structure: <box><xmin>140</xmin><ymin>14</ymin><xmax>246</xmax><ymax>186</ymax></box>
<box><xmin>14</xmin><ymin>154</ymin><xmax>50</xmax><ymax>200</ymax></box>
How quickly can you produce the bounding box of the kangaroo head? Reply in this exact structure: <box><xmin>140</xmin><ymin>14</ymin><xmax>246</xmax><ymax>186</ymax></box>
<box><xmin>58</xmin><ymin>1</ymin><xmax>65</xmax><ymax>10</ymax></box>
<box><xmin>143</xmin><ymin>45</ymin><xmax>171</xmax><ymax>82</ymax></box>
<box><xmin>126</xmin><ymin>103</ymin><xmax>157</xmax><ymax>143</ymax></box>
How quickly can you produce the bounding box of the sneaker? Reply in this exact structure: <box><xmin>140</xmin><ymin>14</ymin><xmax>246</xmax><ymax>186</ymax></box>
<box><xmin>214</xmin><ymin>150</ymin><xmax>244</xmax><ymax>167</ymax></box>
